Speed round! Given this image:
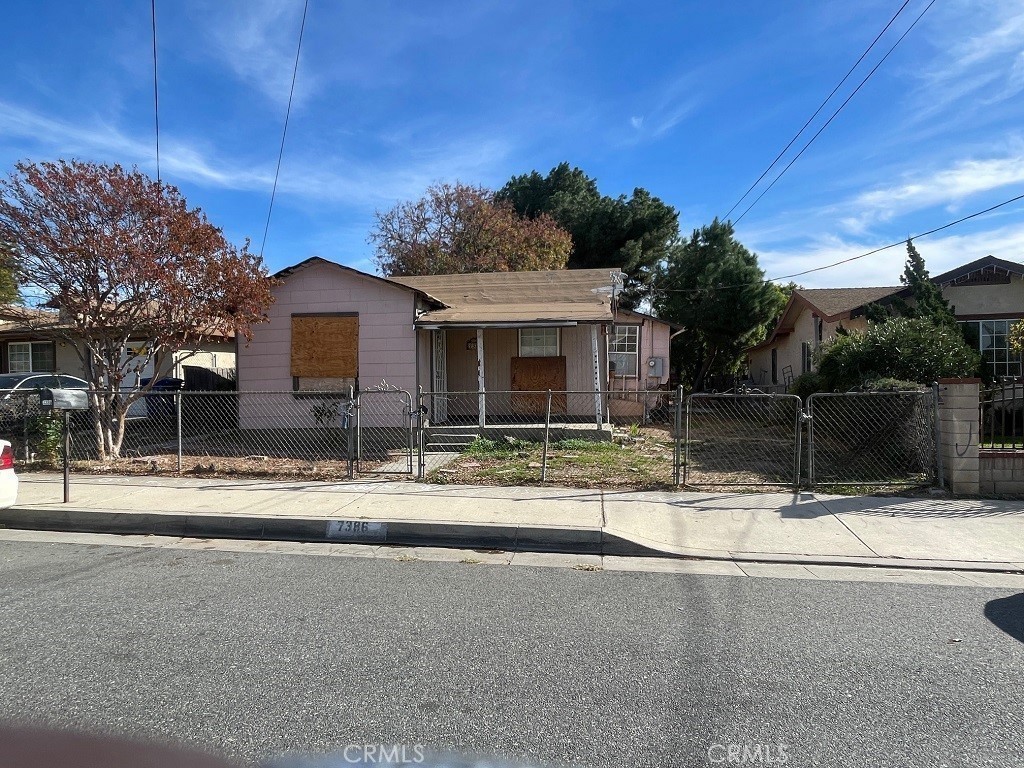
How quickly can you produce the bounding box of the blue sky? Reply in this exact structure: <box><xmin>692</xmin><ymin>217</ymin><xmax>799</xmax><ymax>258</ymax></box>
<box><xmin>2</xmin><ymin>0</ymin><xmax>1023</xmax><ymax>288</ymax></box>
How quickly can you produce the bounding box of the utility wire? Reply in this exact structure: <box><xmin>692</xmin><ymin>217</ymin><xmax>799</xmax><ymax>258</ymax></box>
<box><xmin>733</xmin><ymin>0</ymin><xmax>937</xmax><ymax>225</ymax></box>
<box><xmin>150</xmin><ymin>0</ymin><xmax>161</xmax><ymax>183</ymax></box>
<box><xmin>259</xmin><ymin>0</ymin><xmax>309</xmax><ymax>259</ymax></box>
<box><xmin>651</xmin><ymin>190</ymin><xmax>1024</xmax><ymax>295</ymax></box>
<box><xmin>723</xmin><ymin>0</ymin><xmax>913</xmax><ymax>222</ymax></box>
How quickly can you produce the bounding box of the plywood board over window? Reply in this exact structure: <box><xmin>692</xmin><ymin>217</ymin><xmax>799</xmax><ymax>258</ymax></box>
<box><xmin>291</xmin><ymin>314</ymin><xmax>358</xmax><ymax>379</ymax></box>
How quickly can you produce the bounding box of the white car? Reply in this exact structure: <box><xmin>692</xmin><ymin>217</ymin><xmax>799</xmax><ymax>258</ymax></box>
<box><xmin>0</xmin><ymin>439</ymin><xmax>18</xmax><ymax>508</ymax></box>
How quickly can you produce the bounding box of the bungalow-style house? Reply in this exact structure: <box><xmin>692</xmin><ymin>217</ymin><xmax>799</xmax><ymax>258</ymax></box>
<box><xmin>0</xmin><ymin>305</ymin><xmax>236</xmax><ymax>388</ymax></box>
<box><xmin>748</xmin><ymin>255</ymin><xmax>1024</xmax><ymax>388</ymax></box>
<box><xmin>237</xmin><ymin>257</ymin><xmax>678</xmax><ymax>428</ymax></box>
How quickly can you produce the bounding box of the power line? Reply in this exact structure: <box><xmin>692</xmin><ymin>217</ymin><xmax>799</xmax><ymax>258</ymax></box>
<box><xmin>651</xmin><ymin>190</ymin><xmax>1024</xmax><ymax>295</ymax></box>
<box><xmin>150</xmin><ymin>0</ymin><xmax>161</xmax><ymax>183</ymax></box>
<box><xmin>723</xmin><ymin>0</ymin><xmax>913</xmax><ymax>221</ymax></box>
<box><xmin>769</xmin><ymin>191</ymin><xmax>1024</xmax><ymax>282</ymax></box>
<box><xmin>259</xmin><ymin>0</ymin><xmax>309</xmax><ymax>259</ymax></box>
<box><xmin>733</xmin><ymin>0</ymin><xmax>937</xmax><ymax>225</ymax></box>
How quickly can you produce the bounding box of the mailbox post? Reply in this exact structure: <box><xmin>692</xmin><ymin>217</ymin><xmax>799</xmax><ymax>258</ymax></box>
<box><xmin>39</xmin><ymin>388</ymin><xmax>90</xmax><ymax>503</ymax></box>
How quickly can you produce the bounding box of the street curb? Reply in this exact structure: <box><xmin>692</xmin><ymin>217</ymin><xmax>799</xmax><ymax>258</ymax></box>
<box><xmin>2</xmin><ymin>506</ymin><xmax>1022</xmax><ymax>575</ymax></box>
<box><xmin>0</xmin><ymin>506</ymin><xmax>646</xmax><ymax>557</ymax></box>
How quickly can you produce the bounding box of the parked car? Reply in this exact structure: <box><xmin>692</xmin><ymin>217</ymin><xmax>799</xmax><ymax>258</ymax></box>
<box><xmin>0</xmin><ymin>373</ymin><xmax>89</xmax><ymax>433</ymax></box>
<box><xmin>0</xmin><ymin>439</ymin><xmax>18</xmax><ymax>508</ymax></box>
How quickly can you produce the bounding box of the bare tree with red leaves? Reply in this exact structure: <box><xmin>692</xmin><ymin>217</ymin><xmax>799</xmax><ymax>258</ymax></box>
<box><xmin>370</xmin><ymin>181</ymin><xmax>572</xmax><ymax>276</ymax></box>
<box><xmin>0</xmin><ymin>160</ymin><xmax>275</xmax><ymax>459</ymax></box>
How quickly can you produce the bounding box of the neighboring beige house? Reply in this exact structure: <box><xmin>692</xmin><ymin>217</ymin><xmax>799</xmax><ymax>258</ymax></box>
<box><xmin>747</xmin><ymin>255</ymin><xmax>1024</xmax><ymax>388</ymax></box>
<box><xmin>238</xmin><ymin>257</ymin><xmax>678</xmax><ymax>427</ymax></box>
<box><xmin>0</xmin><ymin>305</ymin><xmax>236</xmax><ymax>386</ymax></box>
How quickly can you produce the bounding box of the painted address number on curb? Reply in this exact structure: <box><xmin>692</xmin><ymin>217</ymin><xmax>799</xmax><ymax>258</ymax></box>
<box><xmin>326</xmin><ymin>520</ymin><xmax>387</xmax><ymax>541</ymax></box>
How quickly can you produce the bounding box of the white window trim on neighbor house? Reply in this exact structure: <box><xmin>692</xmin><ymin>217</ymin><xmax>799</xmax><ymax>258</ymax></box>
<box><xmin>7</xmin><ymin>341</ymin><xmax>55</xmax><ymax>373</ymax></box>
<box><xmin>518</xmin><ymin>328</ymin><xmax>560</xmax><ymax>357</ymax></box>
<box><xmin>801</xmin><ymin>341</ymin><xmax>813</xmax><ymax>374</ymax></box>
<box><xmin>960</xmin><ymin>319</ymin><xmax>1024</xmax><ymax>380</ymax></box>
<box><xmin>609</xmin><ymin>325</ymin><xmax>640</xmax><ymax>378</ymax></box>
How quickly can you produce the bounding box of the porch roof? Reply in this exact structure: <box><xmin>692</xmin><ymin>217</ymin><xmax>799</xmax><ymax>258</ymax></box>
<box><xmin>393</xmin><ymin>268</ymin><xmax>619</xmax><ymax>327</ymax></box>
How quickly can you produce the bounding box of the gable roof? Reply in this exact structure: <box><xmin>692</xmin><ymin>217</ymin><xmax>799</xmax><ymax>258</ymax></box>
<box><xmin>930</xmin><ymin>255</ymin><xmax>1024</xmax><ymax>287</ymax></box>
<box><xmin>274</xmin><ymin>256</ymin><xmax>446</xmax><ymax>306</ymax></box>
<box><xmin>795</xmin><ymin>286</ymin><xmax>903</xmax><ymax>319</ymax></box>
<box><xmin>748</xmin><ymin>286</ymin><xmax>900</xmax><ymax>352</ymax></box>
<box><xmin>391</xmin><ymin>268</ymin><xmax>622</xmax><ymax>326</ymax></box>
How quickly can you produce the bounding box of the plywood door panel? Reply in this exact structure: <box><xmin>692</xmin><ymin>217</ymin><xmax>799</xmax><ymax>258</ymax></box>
<box><xmin>511</xmin><ymin>356</ymin><xmax>567</xmax><ymax>414</ymax></box>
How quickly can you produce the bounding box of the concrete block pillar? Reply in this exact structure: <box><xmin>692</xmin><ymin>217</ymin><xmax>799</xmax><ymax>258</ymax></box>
<box><xmin>937</xmin><ymin>378</ymin><xmax>980</xmax><ymax>494</ymax></box>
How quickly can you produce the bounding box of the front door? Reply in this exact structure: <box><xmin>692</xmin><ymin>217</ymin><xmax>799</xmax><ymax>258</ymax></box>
<box><xmin>510</xmin><ymin>356</ymin><xmax>567</xmax><ymax>415</ymax></box>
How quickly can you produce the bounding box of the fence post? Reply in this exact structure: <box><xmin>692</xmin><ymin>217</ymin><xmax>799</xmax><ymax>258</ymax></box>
<box><xmin>416</xmin><ymin>385</ymin><xmax>425</xmax><ymax>480</ymax></box>
<box><xmin>674</xmin><ymin>384</ymin><xmax>683</xmax><ymax>487</ymax></box>
<box><xmin>175</xmin><ymin>390</ymin><xmax>183</xmax><ymax>472</ymax></box>
<box><xmin>345</xmin><ymin>399</ymin><xmax>355</xmax><ymax>480</ymax></box>
<box><xmin>541</xmin><ymin>389</ymin><xmax>552</xmax><ymax>482</ymax></box>
<box><xmin>932</xmin><ymin>382</ymin><xmax>944</xmax><ymax>488</ymax></box>
<box><xmin>805</xmin><ymin>395</ymin><xmax>814</xmax><ymax>489</ymax></box>
<box><xmin>22</xmin><ymin>395</ymin><xmax>29</xmax><ymax>462</ymax></box>
<box><xmin>793</xmin><ymin>396</ymin><xmax>802</xmax><ymax>493</ymax></box>
<box><xmin>354</xmin><ymin>391</ymin><xmax>361</xmax><ymax>471</ymax></box>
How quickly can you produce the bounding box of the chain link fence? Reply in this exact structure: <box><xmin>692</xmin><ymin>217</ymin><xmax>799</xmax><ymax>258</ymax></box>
<box><xmin>684</xmin><ymin>393</ymin><xmax>802</xmax><ymax>489</ymax></box>
<box><xmin>418</xmin><ymin>389</ymin><xmax>680</xmax><ymax>487</ymax></box>
<box><xmin>807</xmin><ymin>390</ymin><xmax>937</xmax><ymax>486</ymax></box>
<box><xmin>0</xmin><ymin>384</ymin><xmax>940</xmax><ymax>490</ymax></box>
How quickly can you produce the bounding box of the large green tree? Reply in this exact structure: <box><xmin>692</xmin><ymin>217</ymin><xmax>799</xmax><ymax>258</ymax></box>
<box><xmin>495</xmin><ymin>163</ymin><xmax>679</xmax><ymax>307</ymax></box>
<box><xmin>865</xmin><ymin>239</ymin><xmax>957</xmax><ymax>328</ymax></box>
<box><xmin>653</xmin><ymin>219</ymin><xmax>785</xmax><ymax>391</ymax></box>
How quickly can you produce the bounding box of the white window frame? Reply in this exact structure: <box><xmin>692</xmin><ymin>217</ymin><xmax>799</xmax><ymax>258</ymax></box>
<box><xmin>518</xmin><ymin>328</ymin><xmax>560</xmax><ymax>358</ymax></box>
<box><xmin>609</xmin><ymin>325</ymin><xmax>640</xmax><ymax>378</ymax></box>
<box><xmin>960</xmin><ymin>319</ymin><xmax>1024</xmax><ymax>380</ymax></box>
<box><xmin>8</xmin><ymin>341</ymin><xmax>55</xmax><ymax>374</ymax></box>
<box><xmin>801</xmin><ymin>341</ymin><xmax>813</xmax><ymax>374</ymax></box>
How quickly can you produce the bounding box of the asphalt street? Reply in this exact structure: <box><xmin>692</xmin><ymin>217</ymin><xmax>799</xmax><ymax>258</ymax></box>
<box><xmin>0</xmin><ymin>537</ymin><xmax>1021</xmax><ymax>768</ymax></box>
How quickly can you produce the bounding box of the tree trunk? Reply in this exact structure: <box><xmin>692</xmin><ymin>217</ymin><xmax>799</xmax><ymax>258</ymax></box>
<box><xmin>694</xmin><ymin>347</ymin><xmax>718</xmax><ymax>393</ymax></box>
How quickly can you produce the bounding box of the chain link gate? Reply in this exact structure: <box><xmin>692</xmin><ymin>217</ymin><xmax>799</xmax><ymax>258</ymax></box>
<box><xmin>684</xmin><ymin>393</ymin><xmax>802</xmax><ymax>490</ymax></box>
<box><xmin>806</xmin><ymin>390</ymin><xmax>937</xmax><ymax>487</ymax></box>
<box><xmin>355</xmin><ymin>381</ymin><xmax>418</xmax><ymax>475</ymax></box>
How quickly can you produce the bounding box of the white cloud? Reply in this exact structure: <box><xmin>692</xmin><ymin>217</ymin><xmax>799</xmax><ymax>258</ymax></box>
<box><xmin>0</xmin><ymin>99</ymin><xmax>513</xmax><ymax>208</ymax></box>
<box><xmin>194</xmin><ymin>0</ymin><xmax>316</xmax><ymax>107</ymax></box>
<box><xmin>630</xmin><ymin>116</ymin><xmax>643</xmax><ymax>130</ymax></box>
<box><xmin>756</xmin><ymin>220</ymin><xmax>1024</xmax><ymax>289</ymax></box>
<box><xmin>842</xmin><ymin>153</ymin><xmax>1024</xmax><ymax>230</ymax></box>
<box><xmin>912</xmin><ymin>2</ymin><xmax>1024</xmax><ymax>115</ymax></box>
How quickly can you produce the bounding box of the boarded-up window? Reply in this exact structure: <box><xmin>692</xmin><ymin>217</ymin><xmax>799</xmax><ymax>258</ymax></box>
<box><xmin>291</xmin><ymin>314</ymin><xmax>358</xmax><ymax>378</ymax></box>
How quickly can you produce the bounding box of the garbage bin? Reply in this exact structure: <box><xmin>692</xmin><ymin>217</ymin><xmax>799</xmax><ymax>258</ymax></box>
<box><xmin>140</xmin><ymin>377</ymin><xmax>185</xmax><ymax>418</ymax></box>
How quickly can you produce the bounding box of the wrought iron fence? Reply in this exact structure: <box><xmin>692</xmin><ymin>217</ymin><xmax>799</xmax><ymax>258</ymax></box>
<box><xmin>980</xmin><ymin>379</ymin><xmax>1024</xmax><ymax>449</ymax></box>
<box><xmin>683</xmin><ymin>393</ymin><xmax>802</xmax><ymax>489</ymax></box>
<box><xmin>807</xmin><ymin>390</ymin><xmax>937</xmax><ymax>486</ymax></box>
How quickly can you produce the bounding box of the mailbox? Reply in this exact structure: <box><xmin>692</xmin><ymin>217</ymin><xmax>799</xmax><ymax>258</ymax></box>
<box><xmin>40</xmin><ymin>388</ymin><xmax>90</xmax><ymax>412</ymax></box>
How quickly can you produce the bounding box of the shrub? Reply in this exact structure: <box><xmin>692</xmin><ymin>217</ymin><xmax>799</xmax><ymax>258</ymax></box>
<box><xmin>858</xmin><ymin>378</ymin><xmax>924</xmax><ymax>392</ymax></box>
<box><xmin>816</xmin><ymin>318</ymin><xmax>980</xmax><ymax>392</ymax></box>
<box><xmin>789</xmin><ymin>372</ymin><xmax>824</xmax><ymax>400</ymax></box>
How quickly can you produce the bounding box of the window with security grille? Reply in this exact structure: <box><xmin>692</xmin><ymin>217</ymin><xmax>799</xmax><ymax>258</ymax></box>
<box><xmin>519</xmin><ymin>328</ymin><xmax>559</xmax><ymax>357</ymax></box>
<box><xmin>609</xmin><ymin>325</ymin><xmax>639</xmax><ymax>377</ymax></box>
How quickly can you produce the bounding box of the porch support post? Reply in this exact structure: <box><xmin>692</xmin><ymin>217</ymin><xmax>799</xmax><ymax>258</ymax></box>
<box><xmin>590</xmin><ymin>324</ymin><xmax>602</xmax><ymax>428</ymax></box>
<box><xmin>477</xmin><ymin>328</ymin><xmax>486</xmax><ymax>429</ymax></box>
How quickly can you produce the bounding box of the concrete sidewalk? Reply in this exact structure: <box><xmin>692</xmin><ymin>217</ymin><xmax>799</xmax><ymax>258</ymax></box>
<box><xmin>5</xmin><ymin>473</ymin><xmax>1024</xmax><ymax>572</ymax></box>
